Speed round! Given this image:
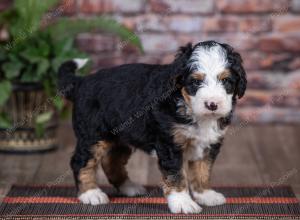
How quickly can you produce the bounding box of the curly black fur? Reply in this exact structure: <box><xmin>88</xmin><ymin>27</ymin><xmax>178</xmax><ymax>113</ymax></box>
<box><xmin>58</xmin><ymin>40</ymin><xmax>246</xmax><ymax>190</ymax></box>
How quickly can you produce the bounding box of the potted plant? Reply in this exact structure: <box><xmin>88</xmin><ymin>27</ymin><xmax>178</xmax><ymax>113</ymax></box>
<box><xmin>0</xmin><ymin>0</ymin><xmax>142</xmax><ymax>152</ymax></box>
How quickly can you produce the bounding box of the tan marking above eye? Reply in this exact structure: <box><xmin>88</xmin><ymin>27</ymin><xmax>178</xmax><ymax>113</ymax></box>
<box><xmin>191</xmin><ymin>72</ymin><xmax>205</xmax><ymax>81</ymax></box>
<box><xmin>217</xmin><ymin>69</ymin><xmax>231</xmax><ymax>81</ymax></box>
<box><xmin>181</xmin><ymin>88</ymin><xmax>191</xmax><ymax>106</ymax></box>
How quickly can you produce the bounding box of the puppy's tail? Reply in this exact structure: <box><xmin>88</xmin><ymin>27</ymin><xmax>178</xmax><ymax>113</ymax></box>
<box><xmin>58</xmin><ymin>58</ymin><xmax>88</xmax><ymax>101</ymax></box>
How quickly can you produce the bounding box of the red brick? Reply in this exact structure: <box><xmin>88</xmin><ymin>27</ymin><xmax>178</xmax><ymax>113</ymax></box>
<box><xmin>273</xmin><ymin>16</ymin><xmax>300</xmax><ymax>33</ymax></box>
<box><xmin>120</xmin><ymin>17</ymin><xmax>138</xmax><ymax>30</ymax></box>
<box><xmin>223</xmin><ymin>35</ymin><xmax>258</xmax><ymax>51</ymax></box>
<box><xmin>160</xmin><ymin>53</ymin><xmax>176</xmax><ymax>64</ymax></box>
<box><xmin>165</xmin><ymin>15</ymin><xmax>202</xmax><ymax>33</ymax></box>
<box><xmin>76</xmin><ymin>33</ymin><xmax>116</xmax><ymax>52</ymax></box>
<box><xmin>291</xmin><ymin>0</ymin><xmax>300</xmax><ymax>13</ymax></box>
<box><xmin>78</xmin><ymin>0</ymin><xmax>113</xmax><ymax>13</ymax></box>
<box><xmin>246</xmin><ymin>73</ymin><xmax>270</xmax><ymax>90</ymax></box>
<box><xmin>203</xmin><ymin>17</ymin><xmax>238</xmax><ymax>33</ymax></box>
<box><xmin>150</xmin><ymin>0</ymin><xmax>214</xmax><ymax>14</ymax></box>
<box><xmin>289</xmin><ymin>58</ymin><xmax>300</xmax><ymax>70</ymax></box>
<box><xmin>137</xmin><ymin>55</ymin><xmax>161</xmax><ymax>64</ymax></box>
<box><xmin>61</xmin><ymin>0</ymin><xmax>77</xmax><ymax>15</ymax></box>
<box><xmin>0</xmin><ymin>0</ymin><xmax>11</xmax><ymax>11</ymax></box>
<box><xmin>133</xmin><ymin>14</ymin><xmax>168</xmax><ymax>32</ymax></box>
<box><xmin>259</xmin><ymin>35</ymin><xmax>300</xmax><ymax>53</ymax></box>
<box><xmin>260</xmin><ymin>53</ymin><xmax>291</xmax><ymax>69</ymax></box>
<box><xmin>109</xmin><ymin>0</ymin><xmax>146</xmax><ymax>13</ymax></box>
<box><xmin>238</xmin><ymin>90</ymin><xmax>273</xmax><ymax>107</ymax></box>
<box><xmin>176</xmin><ymin>33</ymin><xmax>219</xmax><ymax>46</ymax></box>
<box><xmin>119</xmin><ymin>41</ymin><xmax>140</xmax><ymax>54</ymax></box>
<box><xmin>258</xmin><ymin>36</ymin><xmax>285</xmax><ymax>52</ymax></box>
<box><xmin>79</xmin><ymin>0</ymin><xmax>145</xmax><ymax>14</ymax></box>
<box><xmin>238</xmin><ymin>17</ymin><xmax>272</xmax><ymax>33</ymax></box>
<box><xmin>282</xmin><ymin>35</ymin><xmax>300</xmax><ymax>52</ymax></box>
<box><xmin>140</xmin><ymin>34</ymin><xmax>180</xmax><ymax>53</ymax></box>
<box><xmin>217</xmin><ymin>0</ymin><xmax>290</xmax><ymax>14</ymax></box>
<box><xmin>235</xmin><ymin>107</ymin><xmax>300</xmax><ymax>123</ymax></box>
<box><xmin>91</xmin><ymin>54</ymin><xmax>125</xmax><ymax>69</ymax></box>
<box><xmin>286</xmin><ymin>70</ymin><xmax>300</xmax><ymax>90</ymax></box>
<box><xmin>149</xmin><ymin>0</ymin><xmax>169</xmax><ymax>13</ymax></box>
<box><xmin>240</xmin><ymin>51</ymin><xmax>266</xmax><ymax>70</ymax></box>
<box><xmin>246</xmin><ymin>72</ymin><xmax>285</xmax><ymax>90</ymax></box>
<box><xmin>238</xmin><ymin>89</ymin><xmax>300</xmax><ymax>108</ymax></box>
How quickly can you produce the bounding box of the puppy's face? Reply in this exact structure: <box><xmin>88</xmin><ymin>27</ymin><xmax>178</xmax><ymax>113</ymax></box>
<box><xmin>180</xmin><ymin>41</ymin><xmax>247</xmax><ymax>119</ymax></box>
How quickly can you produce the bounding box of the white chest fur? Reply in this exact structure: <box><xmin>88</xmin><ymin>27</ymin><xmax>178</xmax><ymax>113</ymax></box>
<box><xmin>174</xmin><ymin>119</ymin><xmax>226</xmax><ymax>161</ymax></box>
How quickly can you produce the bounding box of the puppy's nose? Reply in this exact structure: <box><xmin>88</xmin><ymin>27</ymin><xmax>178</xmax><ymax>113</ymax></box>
<box><xmin>205</xmin><ymin>101</ymin><xmax>218</xmax><ymax>111</ymax></box>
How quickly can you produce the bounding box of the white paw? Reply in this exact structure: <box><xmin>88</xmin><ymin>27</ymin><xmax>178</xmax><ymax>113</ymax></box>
<box><xmin>79</xmin><ymin>188</ymin><xmax>109</xmax><ymax>205</ymax></box>
<box><xmin>167</xmin><ymin>190</ymin><xmax>202</xmax><ymax>214</ymax></box>
<box><xmin>193</xmin><ymin>189</ymin><xmax>226</xmax><ymax>206</ymax></box>
<box><xmin>119</xmin><ymin>179</ymin><xmax>147</xmax><ymax>197</ymax></box>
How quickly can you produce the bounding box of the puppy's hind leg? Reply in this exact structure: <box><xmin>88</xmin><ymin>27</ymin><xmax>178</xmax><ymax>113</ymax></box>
<box><xmin>101</xmin><ymin>144</ymin><xmax>146</xmax><ymax>197</ymax></box>
<box><xmin>71</xmin><ymin>140</ymin><xmax>111</xmax><ymax>205</ymax></box>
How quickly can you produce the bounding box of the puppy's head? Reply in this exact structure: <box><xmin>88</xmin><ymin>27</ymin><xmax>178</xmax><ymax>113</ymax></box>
<box><xmin>176</xmin><ymin>41</ymin><xmax>247</xmax><ymax>119</ymax></box>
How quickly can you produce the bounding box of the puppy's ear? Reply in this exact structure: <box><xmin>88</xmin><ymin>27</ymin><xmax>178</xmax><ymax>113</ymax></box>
<box><xmin>172</xmin><ymin>43</ymin><xmax>193</xmax><ymax>87</ymax></box>
<box><xmin>175</xmin><ymin>43</ymin><xmax>193</xmax><ymax>62</ymax></box>
<box><xmin>222</xmin><ymin>43</ymin><xmax>247</xmax><ymax>99</ymax></box>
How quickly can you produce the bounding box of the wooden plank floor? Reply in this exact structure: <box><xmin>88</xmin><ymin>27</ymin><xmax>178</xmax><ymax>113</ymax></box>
<box><xmin>0</xmin><ymin>124</ymin><xmax>299</xmax><ymax>202</ymax></box>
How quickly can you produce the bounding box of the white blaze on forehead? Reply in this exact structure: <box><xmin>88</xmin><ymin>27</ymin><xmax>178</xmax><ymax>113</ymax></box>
<box><xmin>186</xmin><ymin>44</ymin><xmax>233</xmax><ymax>118</ymax></box>
<box><xmin>189</xmin><ymin>44</ymin><xmax>228</xmax><ymax>78</ymax></box>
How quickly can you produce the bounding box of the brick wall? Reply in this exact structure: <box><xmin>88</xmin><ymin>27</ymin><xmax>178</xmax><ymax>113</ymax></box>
<box><xmin>3</xmin><ymin>0</ymin><xmax>300</xmax><ymax>123</ymax></box>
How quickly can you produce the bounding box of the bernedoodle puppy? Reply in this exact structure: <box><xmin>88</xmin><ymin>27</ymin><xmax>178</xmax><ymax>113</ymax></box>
<box><xmin>58</xmin><ymin>40</ymin><xmax>247</xmax><ymax>214</ymax></box>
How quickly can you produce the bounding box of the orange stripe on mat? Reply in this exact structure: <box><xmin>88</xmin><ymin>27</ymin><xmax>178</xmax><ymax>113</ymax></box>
<box><xmin>3</xmin><ymin>197</ymin><xmax>299</xmax><ymax>204</ymax></box>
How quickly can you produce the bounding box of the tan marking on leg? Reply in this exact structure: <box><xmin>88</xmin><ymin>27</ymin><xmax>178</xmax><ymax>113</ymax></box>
<box><xmin>161</xmin><ymin>169</ymin><xmax>188</xmax><ymax>196</ymax></box>
<box><xmin>78</xmin><ymin>141</ymin><xmax>111</xmax><ymax>193</ymax></box>
<box><xmin>101</xmin><ymin>145</ymin><xmax>132</xmax><ymax>188</ymax></box>
<box><xmin>188</xmin><ymin>155</ymin><xmax>213</xmax><ymax>193</ymax></box>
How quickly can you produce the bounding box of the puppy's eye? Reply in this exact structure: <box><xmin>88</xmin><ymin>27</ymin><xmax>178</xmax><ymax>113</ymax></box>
<box><xmin>191</xmin><ymin>79</ymin><xmax>202</xmax><ymax>85</ymax></box>
<box><xmin>191</xmin><ymin>79</ymin><xmax>201</xmax><ymax>85</ymax></box>
<box><xmin>222</xmin><ymin>78</ymin><xmax>231</xmax><ymax>84</ymax></box>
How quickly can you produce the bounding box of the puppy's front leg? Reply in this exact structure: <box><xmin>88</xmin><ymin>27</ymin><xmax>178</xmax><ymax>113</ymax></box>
<box><xmin>156</xmin><ymin>144</ymin><xmax>202</xmax><ymax>214</ymax></box>
<box><xmin>188</xmin><ymin>153</ymin><xmax>226</xmax><ymax>206</ymax></box>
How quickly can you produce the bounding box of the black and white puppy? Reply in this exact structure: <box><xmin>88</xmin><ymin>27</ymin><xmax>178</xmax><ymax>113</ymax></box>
<box><xmin>58</xmin><ymin>41</ymin><xmax>247</xmax><ymax>214</ymax></box>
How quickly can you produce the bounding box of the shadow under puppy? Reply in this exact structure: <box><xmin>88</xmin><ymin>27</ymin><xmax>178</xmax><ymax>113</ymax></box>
<box><xmin>58</xmin><ymin>41</ymin><xmax>247</xmax><ymax>214</ymax></box>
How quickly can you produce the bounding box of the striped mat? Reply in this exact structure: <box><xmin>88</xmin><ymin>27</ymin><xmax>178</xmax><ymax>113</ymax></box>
<box><xmin>0</xmin><ymin>185</ymin><xmax>299</xmax><ymax>219</ymax></box>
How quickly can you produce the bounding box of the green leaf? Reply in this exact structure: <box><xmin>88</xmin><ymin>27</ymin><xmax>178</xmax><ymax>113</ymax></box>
<box><xmin>59</xmin><ymin>107</ymin><xmax>71</xmax><ymax>120</ymax></box>
<box><xmin>2</xmin><ymin>62</ymin><xmax>23</xmax><ymax>79</ymax></box>
<box><xmin>35</xmin><ymin>122</ymin><xmax>44</xmax><ymax>138</ymax></box>
<box><xmin>53</xmin><ymin>38</ymin><xmax>74</xmax><ymax>55</ymax></box>
<box><xmin>20</xmin><ymin>47</ymin><xmax>44</xmax><ymax>63</ymax></box>
<box><xmin>20</xmin><ymin>66</ymin><xmax>40</xmax><ymax>82</ymax></box>
<box><xmin>0</xmin><ymin>113</ymin><xmax>12</xmax><ymax>129</ymax></box>
<box><xmin>0</xmin><ymin>49</ymin><xmax>7</xmax><ymax>62</ymax></box>
<box><xmin>36</xmin><ymin>38</ymin><xmax>50</xmax><ymax>57</ymax></box>
<box><xmin>0</xmin><ymin>80</ymin><xmax>12</xmax><ymax>106</ymax></box>
<box><xmin>13</xmin><ymin>0</ymin><xmax>60</xmax><ymax>36</ymax></box>
<box><xmin>35</xmin><ymin>111</ymin><xmax>53</xmax><ymax>137</ymax></box>
<box><xmin>52</xmin><ymin>96</ymin><xmax>64</xmax><ymax>112</ymax></box>
<box><xmin>36</xmin><ymin>111</ymin><xmax>53</xmax><ymax>124</ymax></box>
<box><xmin>48</xmin><ymin>17</ymin><xmax>143</xmax><ymax>52</ymax></box>
<box><xmin>36</xmin><ymin>59</ymin><xmax>50</xmax><ymax>77</ymax></box>
<box><xmin>43</xmin><ymin>79</ymin><xmax>54</xmax><ymax>97</ymax></box>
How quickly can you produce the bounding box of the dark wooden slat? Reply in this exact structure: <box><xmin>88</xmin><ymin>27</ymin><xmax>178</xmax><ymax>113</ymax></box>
<box><xmin>249</xmin><ymin>125</ymin><xmax>299</xmax><ymax>187</ymax></box>
<box><xmin>0</xmin><ymin>124</ymin><xmax>299</xmax><ymax>201</ymax></box>
<box><xmin>212</xmin><ymin>125</ymin><xmax>264</xmax><ymax>185</ymax></box>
